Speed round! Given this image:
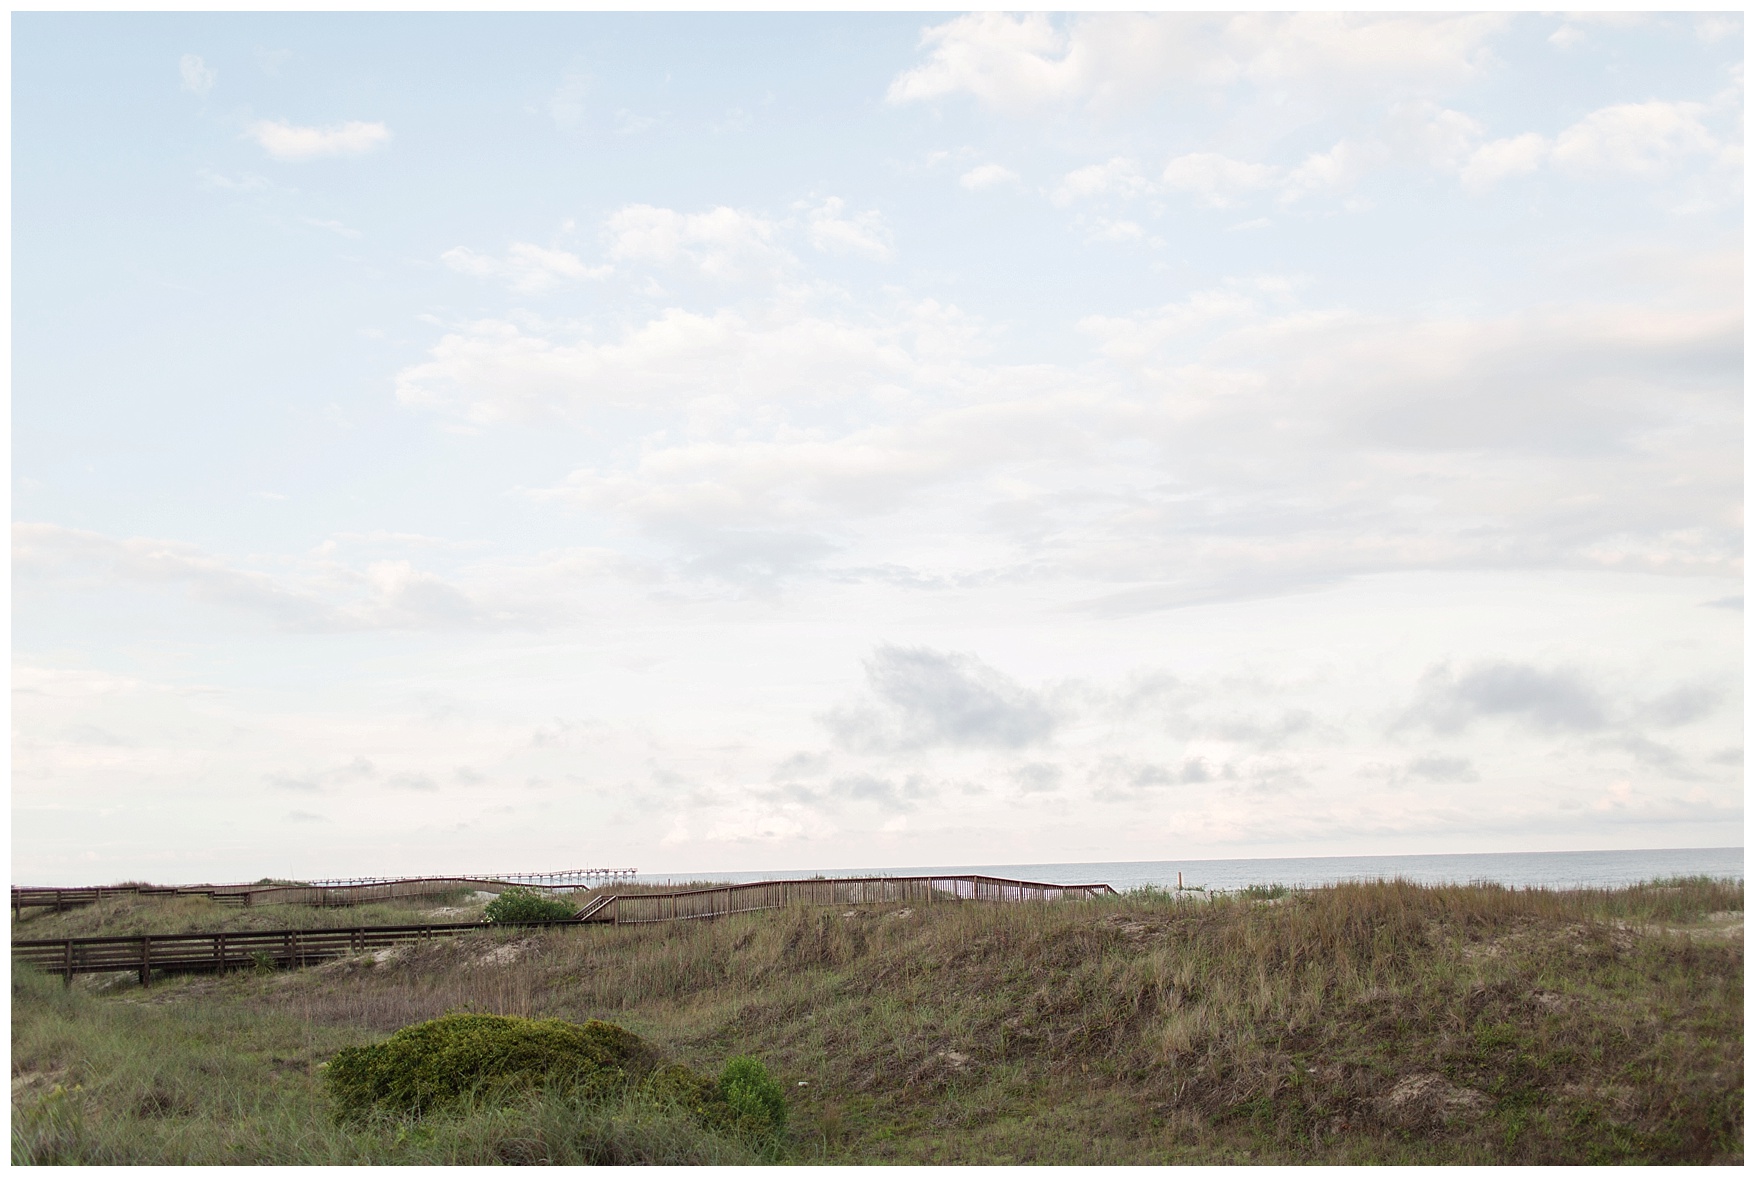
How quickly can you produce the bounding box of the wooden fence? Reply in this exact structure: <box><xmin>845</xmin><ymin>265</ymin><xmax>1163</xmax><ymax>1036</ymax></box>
<box><xmin>592</xmin><ymin>875</ymin><xmax>1115</xmax><ymax>925</ymax></box>
<box><xmin>11</xmin><ymin>920</ymin><xmax>552</xmax><ymax>987</ymax></box>
<box><xmin>13</xmin><ymin>874</ymin><xmax>1117</xmax><ymax>986</ymax></box>
<box><xmin>10</xmin><ymin>876</ymin><xmax>594</xmax><ymax>918</ymax></box>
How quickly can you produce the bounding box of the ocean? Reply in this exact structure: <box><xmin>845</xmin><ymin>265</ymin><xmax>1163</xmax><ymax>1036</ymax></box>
<box><xmin>637</xmin><ymin>846</ymin><xmax>1744</xmax><ymax>893</ymax></box>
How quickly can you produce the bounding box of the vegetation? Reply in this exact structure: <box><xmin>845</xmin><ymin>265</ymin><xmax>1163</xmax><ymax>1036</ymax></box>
<box><xmin>325</xmin><ymin>1014</ymin><xmax>656</xmax><ymax>1117</ymax></box>
<box><xmin>11</xmin><ymin>877</ymin><xmax>1742</xmax><ymax>1164</ymax></box>
<box><xmin>482</xmin><ymin>888</ymin><xmax>578</xmax><ymax>924</ymax></box>
<box><xmin>11</xmin><ymin>889</ymin><xmax>489</xmax><ymax>938</ymax></box>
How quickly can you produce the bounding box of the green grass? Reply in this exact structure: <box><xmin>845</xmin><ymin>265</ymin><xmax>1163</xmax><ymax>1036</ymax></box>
<box><xmin>11</xmin><ymin>877</ymin><xmax>1743</xmax><ymax>1164</ymax></box>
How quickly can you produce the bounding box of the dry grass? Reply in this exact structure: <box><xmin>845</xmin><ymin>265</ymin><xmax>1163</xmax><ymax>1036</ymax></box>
<box><xmin>12</xmin><ymin>877</ymin><xmax>1743</xmax><ymax>1164</ymax></box>
<box><xmin>11</xmin><ymin>888</ymin><xmax>490</xmax><ymax>938</ymax></box>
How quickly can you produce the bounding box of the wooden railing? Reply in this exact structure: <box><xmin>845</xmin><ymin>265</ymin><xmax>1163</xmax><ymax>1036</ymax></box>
<box><xmin>10</xmin><ymin>875</ymin><xmax>600</xmax><ymax>918</ymax></box>
<box><xmin>582</xmin><ymin>874</ymin><xmax>1115</xmax><ymax>926</ymax></box>
<box><xmin>10</xmin><ymin>919</ymin><xmax>566</xmax><ymax>986</ymax></box>
<box><xmin>13</xmin><ymin>874</ymin><xmax>1117</xmax><ymax>986</ymax></box>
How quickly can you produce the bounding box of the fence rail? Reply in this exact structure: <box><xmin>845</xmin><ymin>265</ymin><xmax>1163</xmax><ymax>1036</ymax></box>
<box><xmin>591</xmin><ymin>875</ymin><xmax>1115</xmax><ymax>925</ymax></box>
<box><xmin>13</xmin><ymin>874</ymin><xmax>1117</xmax><ymax>986</ymax></box>
<box><xmin>10</xmin><ymin>873</ymin><xmax>626</xmax><ymax>918</ymax></box>
<box><xmin>11</xmin><ymin>920</ymin><xmax>548</xmax><ymax>986</ymax></box>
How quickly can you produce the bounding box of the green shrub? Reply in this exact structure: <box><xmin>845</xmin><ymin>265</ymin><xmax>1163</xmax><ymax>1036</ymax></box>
<box><xmin>324</xmin><ymin>1014</ymin><xmax>656</xmax><ymax>1118</ymax></box>
<box><xmin>719</xmin><ymin>1056</ymin><xmax>787</xmax><ymax>1134</ymax></box>
<box><xmin>482</xmin><ymin>887</ymin><xmax>577</xmax><ymax>923</ymax></box>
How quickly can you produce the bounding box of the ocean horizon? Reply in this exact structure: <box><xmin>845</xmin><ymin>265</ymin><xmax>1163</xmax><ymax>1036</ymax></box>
<box><xmin>636</xmin><ymin>846</ymin><xmax>1744</xmax><ymax>893</ymax></box>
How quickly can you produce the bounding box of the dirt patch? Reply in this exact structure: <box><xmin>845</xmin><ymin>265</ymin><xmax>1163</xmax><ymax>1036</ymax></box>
<box><xmin>11</xmin><ymin>1070</ymin><xmax>67</xmax><ymax>1102</ymax></box>
<box><xmin>1613</xmin><ymin>914</ymin><xmax>1743</xmax><ymax>941</ymax></box>
<box><xmin>1099</xmin><ymin>914</ymin><xmax>1168</xmax><ymax>943</ymax></box>
<box><xmin>1529</xmin><ymin>989</ymin><xmax>1573</xmax><ymax>1012</ymax></box>
<box><xmin>472</xmin><ymin>939</ymin><xmax>537</xmax><ymax>968</ymax></box>
<box><xmin>1378</xmin><ymin>1073</ymin><xmax>1489</xmax><ymax>1126</ymax></box>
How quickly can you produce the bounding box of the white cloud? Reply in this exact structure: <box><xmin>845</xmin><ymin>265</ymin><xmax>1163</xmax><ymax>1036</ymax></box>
<box><xmin>179</xmin><ymin>54</ymin><xmax>215</xmax><ymax>96</ymax></box>
<box><xmin>889</xmin><ymin>13</ymin><xmax>1509</xmax><ymax>115</ymax></box>
<box><xmin>604</xmin><ymin>204</ymin><xmax>786</xmax><ymax>279</ymax></box>
<box><xmin>803</xmin><ymin>198</ymin><xmax>893</xmax><ymax>261</ymax></box>
<box><xmin>1051</xmin><ymin>156</ymin><xmax>1151</xmax><ymax>205</ymax></box>
<box><xmin>197</xmin><ymin>169</ymin><xmax>268</xmax><ymax>193</ymax></box>
<box><xmin>246</xmin><ymin>119</ymin><xmax>391</xmax><ymax>161</ymax></box>
<box><xmin>1460</xmin><ymin>133</ymin><xmax>1549</xmax><ymax>190</ymax></box>
<box><xmin>1082</xmin><ymin>218</ymin><xmax>1147</xmax><ymax>243</ymax></box>
<box><xmin>302</xmin><ymin>217</ymin><xmax>361</xmax><ymax>239</ymax></box>
<box><xmin>1281</xmin><ymin>139</ymin><xmax>1389</xmax><ymax>201</ymax></box>
<box><xmin>441</xmin><ymin>242</ymin><xmax>610</xmax><ymax>294</ymax></box>
<box><xmin>394</xmin><ymin>302</ymin><xmax>963</xmax><ymax>426</ymax></box>
<box><xmin>959</xmin><ymin>163</ymin><xmax>1019</xmax><ymax>190</ymax></box>
<box><xmin>1458</xmin><ymin>100</ymin><xmax>1725</xmax><ymax>191</ymax></box>
<box><xmin>1551</xmin><ymin>101</ymin><xmax>1718</xmax><ymax>175</ymax></box>
<box><xmin>1161</xmin><ymin>153</ymin><xmax>1280</xmax><ymax>207</ymax></box>
<box><xmin>12</xmin><ymin>523</ymin><xmax>536</xmax><ymax>632</ymax></box>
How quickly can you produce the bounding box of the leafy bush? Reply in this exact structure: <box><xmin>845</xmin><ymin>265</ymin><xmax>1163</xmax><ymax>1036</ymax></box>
<box><xmin>482</xmin><ymin>887</ymin><xmax>577</xmax><ymax>923</ymax></box>
<box><xmin>637</xmin><ymin>1057</ymin><xmax>786</xmax><ymax>1141</ymax></box>
<box><xmin>719</xmin><ymin>1056</ymin><xmax>787</xmax><ymax>1133</ymax></box>
<box><xmin>324</xmin><ymin>1014</ymin><xmax>656</xmax><ymax>1118</ymax></box>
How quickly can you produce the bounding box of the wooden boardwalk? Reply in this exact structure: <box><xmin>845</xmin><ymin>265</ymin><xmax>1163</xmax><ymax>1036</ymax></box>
<box><xmin>9</xmin><ymin>873</ymin><xmax>631</xmax><ymax>918</ymax></box>
<box><xmin>13</xmin><ymin>874</ymin><xmax>1115</xmax><ymax>986</ymax></box>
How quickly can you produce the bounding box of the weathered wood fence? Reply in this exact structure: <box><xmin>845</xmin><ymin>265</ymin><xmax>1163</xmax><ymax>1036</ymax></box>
<box><xmin>11</xmin><ymin>920</ymin><xmax>540</xmax><ymax>987</ymax></box>
<box><xmin>592</xmin><ymin>875</ymin><xmax>1115</xmax><ymax>925</ymax></box>
<box><xmin>13</xmin><ymin>874</ymin><xmax>1116</xmax><ymax>986</ymax></box>
<box><xmin>10</xmin><ymin>876</ymin><xmax>591</xmax><ymax>918</ymax></box>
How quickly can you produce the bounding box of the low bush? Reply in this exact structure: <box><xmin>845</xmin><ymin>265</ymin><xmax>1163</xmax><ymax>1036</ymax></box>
<box><xmin>482</xmin><ymin>888</ymin><xmax>577</xmax><ymax>924</ymax></box>
<box><xmin>719</xmin><ymin>1056</ymin><xmax>787</xmax><ymax>1134</ymax></box>
<box><xmin>324</xmin><ymin>1014</ymin><xmax>656</xmax><ymax>1118</ymax></box>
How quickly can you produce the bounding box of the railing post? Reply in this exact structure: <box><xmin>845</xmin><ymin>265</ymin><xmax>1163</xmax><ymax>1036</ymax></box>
<box><xmin>139</xmin><ymin>936</ymin><xmax>152</xmax><ymax>987</ymax></box>
<box><xmin>63</xmin><ymin>940</ymin><xmax>72</xmax><ymax>987</ymax></box>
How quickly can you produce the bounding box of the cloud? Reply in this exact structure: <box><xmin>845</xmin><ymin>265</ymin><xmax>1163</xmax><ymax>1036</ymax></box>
<box><xmin>1461</xmin><ymin>100</ymin><xmax>1726</xmax><ymax>190</ymax></box>
<box><xmin>1052</xmin><ymin>157</ymin><xmax>1152</xmax><ymax>205</ymax></box>
<box><xmin>179</xmin><ymin>54</ymin><xmax>215</xmax><ymax>96</ymax></box>
<box><xmin>302</xmin><ymin>217</ymin><xmax>361</xmax><ymax>239</ymax></box>
<box><xmin>1460</xmin><ymin>132</ymin><xmax>1548</xmax><ymax>189</ymax></box>
<box><xmin>441</xmin><ymin>242</ymin><xmax>610</xmax><ymax>293</ymax></box>
<box><xmin>13</xmin><ymin>523</ymin><xmax>533</xmax><ymax>633</ymax></box>
<box><xmin>825</xmin><ymin>645</ymin><xmax>1060</xmax><ymax>753</ymax></box>
<box><xmin>390</xmin><ymin>263</ymin><xmax>1740</xmax><ymax>603</ymax></box>
<box><xmin>1402</xmin><ymin>662</ymin><xmax>1610</xmax><ymax>734</ymax></box>
<box><xmin>198</xmin><ymin>169</ymin><xmax>268</xmax><ymax>193</ymax></box>
<box><xmin>1404</xmin><ymin>755</ymin><xmax>1479</xmax><ymax>783</ymax></box>
<box><xmin>1161</xmin><ymin>153</ymin><xmax>1280</xmax><ymax>207</ymax></box>
<box><xmin>395</xmin><ymin>290</ymin><xmax>985</xmax><ymax>426</ymax></box>
<box><xmin>960</xmin><ymin>163</ymin><xmax>1020</xmax><ymax>190</ymax></box>
<box><xmin>1011</xmin><ymin>762</ymin><xmax>1064</xmax><ymax>793</ymax></box>
<box><xmin>1281</xmin><ymin>139</ymin><xmax>1389</xmax><ymax>201</ymax></box>
<box><xmin>888</xmin><ymin>13</ymin><xmax>1509</xmax><ymax>115</ymax></box>
<box><xmin>1090</xmin><ymin>754</ymin><xmax>1227</xmax><ymax>798</ymax></box>
<box><xmin>1638</xmin><ymin>684</ymin><xmax>1726</xmax><ymax>728</ymax></box>
<box><xmin>603</xmin><ymin>204</ymin><xmax>786</xmax><ymax>279</ymax></box>
<box><xmin>246</xmin><ymin>119</ymin><xmax>391</xmax><ymax>161</ymax></box>
<box><xmin>1551</xmin><ymin>101</ymin><xmax>1719</xmax><ymax>175</ymax></box>
<box><xmin>803</xmin><ymin>198</ymin><xmax>893</xmax><ymax>261</ymax></box>
<box><xmin>267</xmin><ymin>756</ymin><xmax>375</xmax><ymax>793</ymax></box>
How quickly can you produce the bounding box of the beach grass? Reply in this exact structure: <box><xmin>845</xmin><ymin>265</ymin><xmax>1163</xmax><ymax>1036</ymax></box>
<box><xmin>11</xmin><ymin>876</ymin><xmax>1742</xmax><ymax>1164</ymax></box>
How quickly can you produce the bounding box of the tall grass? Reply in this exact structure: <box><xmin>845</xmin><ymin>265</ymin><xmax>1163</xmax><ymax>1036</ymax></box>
<box><xmin>12</xmin><ymin>877</ymin><xmax>1742</xmax><ymax>1164</ymax></box>
<box><xmin>12</xmin><ymin>888</ymin><xmax>487</xmax><ymax>939</ymax></box>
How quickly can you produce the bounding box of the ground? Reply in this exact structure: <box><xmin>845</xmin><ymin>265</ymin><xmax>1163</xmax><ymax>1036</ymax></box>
<box><xmin>10</xmin><ymin>878</ymin><xmax>1743</xmax><ymax>1164</ymax></box>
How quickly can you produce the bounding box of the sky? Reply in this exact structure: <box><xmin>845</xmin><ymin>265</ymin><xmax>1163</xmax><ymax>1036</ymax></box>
<box><xmin>11</xmin><ymin>12</ymin><xmax>1744</xmax><ymax>884</ymax></box>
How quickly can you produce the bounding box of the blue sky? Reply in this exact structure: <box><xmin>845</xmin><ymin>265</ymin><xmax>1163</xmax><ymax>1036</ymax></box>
<box><xmin>12</xmin><ymin>13</ymin><xmax>1743</xmax><ymax>882</ymax></box>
